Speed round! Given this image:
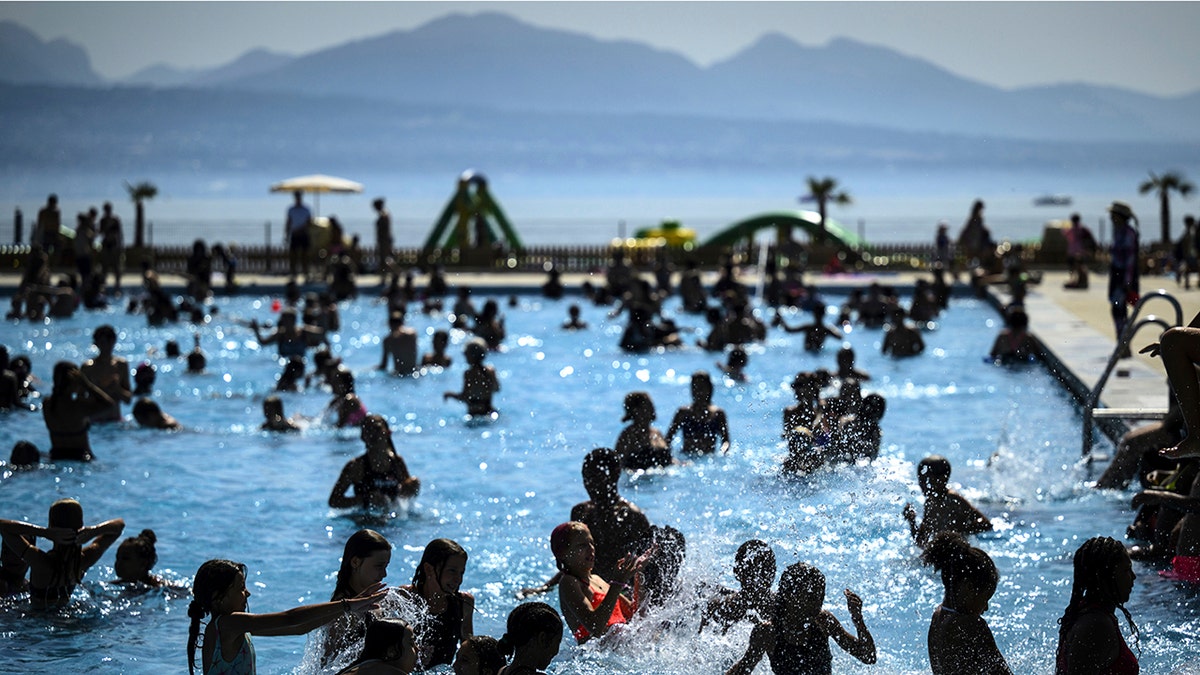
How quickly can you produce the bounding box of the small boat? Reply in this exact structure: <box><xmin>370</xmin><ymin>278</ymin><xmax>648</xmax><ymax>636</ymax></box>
<box><xmin>1034</xmin><ymin>194</ymin><xmax>1073</xmax><ymax>207</ymax></box>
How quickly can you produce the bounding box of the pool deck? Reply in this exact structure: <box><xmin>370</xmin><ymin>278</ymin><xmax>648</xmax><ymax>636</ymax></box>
<box><xmin>3</xmin><ymin>267</ymin><xmax>1198</xmax><ymax>448</ymax></box>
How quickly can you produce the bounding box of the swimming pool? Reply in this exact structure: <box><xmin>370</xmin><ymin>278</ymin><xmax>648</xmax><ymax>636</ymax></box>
<box><xmin>0</xmin><ymin>287</ymin><xmax>1195</xmax><ymax>674</ymax></box>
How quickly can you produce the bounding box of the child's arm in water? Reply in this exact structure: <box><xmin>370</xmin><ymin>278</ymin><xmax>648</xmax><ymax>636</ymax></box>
<box><xmin>820</xmin><ymin>588</ymin><xmax>877</xmax><ymax>664</ymax></box>
<box><xmin>724</xmin><ymin>620</ymin><xmax>773</xmax><ymax>675</ymax></box>
<box><xmin>219</xmin><ymin>583</ymin><xmax>387</xmax><ymax>639</ymax></box>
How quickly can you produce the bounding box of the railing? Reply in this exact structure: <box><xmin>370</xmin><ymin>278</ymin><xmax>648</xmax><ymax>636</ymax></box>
<box><xmin>0</xmin><ymin>239</ymin><xmax>1133</xmax><ymax>278</ymax></box>
<box><xmin>1080</xmin><ymin>290</ymin><xmax>1184</xmax><ymax>456</ymax></box>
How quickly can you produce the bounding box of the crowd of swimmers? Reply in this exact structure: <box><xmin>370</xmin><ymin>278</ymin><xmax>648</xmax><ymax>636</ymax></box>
<box><xmin>2</xmin><ymin>197</ymin><xmax>1193</xmax><ymax>673</ymax></box>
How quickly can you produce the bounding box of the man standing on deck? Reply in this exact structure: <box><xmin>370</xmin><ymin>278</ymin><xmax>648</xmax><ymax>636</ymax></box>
<box><xmin>1107</xmin><ymin>200</ymin><xmax>1140</xmax><ymax>358</ymax></box>
<box><xmin>98</xmin><ymin>202</ymin><xmax>124</xmax><ymax>294</ymax></box>
<box><xmin>373</xmin><ymin>197</ymin><xmax>393</xmax><ymax>278</ymax></box>
<box><xmin>34</xmin><ymin>194</ymin><xmax>61</xmax><ymax>258</ymax></box>
<box><xmin>286</xmin><ymin>190</ymin><xmax>313</xmax><ymax>281</ymax></box>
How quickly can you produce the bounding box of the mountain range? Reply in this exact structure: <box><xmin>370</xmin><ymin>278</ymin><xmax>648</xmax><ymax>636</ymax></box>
<box><xmin>2</xmin><ymin>12</ymin><xmax>1199</xmax><ymax>180</ymax></box>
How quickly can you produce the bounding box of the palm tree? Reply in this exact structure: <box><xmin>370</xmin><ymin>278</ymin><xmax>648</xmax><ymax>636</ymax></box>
<box><xmin>804</xmin><ymin>176</ymin><xmax>853</xmax><ymax>243</ymax></box>
<box><xmin>1138</xmin><ymin>170</ymin><xmax>1194</xmax><ymax>245</ymax></box>
<box><xmin>125</xmin><ymin>180</ymin><xmax>158</xmax><ymax>248</ymax></box>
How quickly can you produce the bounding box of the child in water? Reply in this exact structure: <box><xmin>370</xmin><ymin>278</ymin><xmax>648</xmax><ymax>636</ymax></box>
<box><xmin>703</xmin><ymin>539</ymin><xmax>777</xmax><ymax>634</ymax></box>
<box><xmin>725</xmin><ymin>562</ymin><xmax>876</xmax><ymax>675</ymax></box>
<box><xmin>0</xmin><ymin>498</ymin><xmax>125</xmax><ymax>607</ymax></box>
<box><xmin>444</xmin><ymin>338</ymin><xmax>500</xmax><ymax>417</ymax></box>
<box><xmin>922</xmin><ymin>532</ymin><xmax>1011</xmax><ymax>675</ymax></box>
<box><xmin>496</xmin><ymin>601</ymin><xmax>563</xmax><ymax>675</ymax></box>
<box><xmin>551</xmin><ymin>521</ymin><xmax>648</xmax><ymax>645</ymax></box>
<box><xmin>903</xmin><ymin>455</ymin><xmax>993</xmax><ymax>548</ymax></box>
<box><xmin>186</xmin><ymin>558</ymin><xmax>387</xmax><ymax>675</ymax></box>
<box><xmin>324</xmin><ymin>529</ymin><xmax>394</xmax><ymax>666</ymax></box>
<box><xmin>452</xmin><ymin>635</ymin><xmax>505</xmax><ymax>675</ymax></box>
<box><xmin>113</xmin><ymin>529</ymin><xmax>165</xmax><ymax>588</ymax></box>
<box><xmin>261</xmin><ymin>395</ymin><xmax>300</xmax><ymax>432</ymax></box>
<box><xmin>333</xmin><ymin>618</ymin><xmax>418</xmax><ymax>675</ymax></box>
<box><xmin>397</xmin><ymin>538</ymin><xmax>476</xmax><ymax>669</ymax></box>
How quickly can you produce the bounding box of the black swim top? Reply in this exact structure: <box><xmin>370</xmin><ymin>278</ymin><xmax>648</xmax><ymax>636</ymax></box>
<box><xmin>421</xmin><ymin>591</ymin><xmax>466</xmax><ymax>668</ymax></box>
<box><xmin>354</xmin><ymin>457</ymin><xmax>402</xmax><ymax>509</ymax></box>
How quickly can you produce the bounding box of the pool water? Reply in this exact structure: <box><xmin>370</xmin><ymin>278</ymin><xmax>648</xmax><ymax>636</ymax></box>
<box><xmin>0</xmin><ymin>288</ymin><xmax>1196</xmax><ymax>674</ymax></box>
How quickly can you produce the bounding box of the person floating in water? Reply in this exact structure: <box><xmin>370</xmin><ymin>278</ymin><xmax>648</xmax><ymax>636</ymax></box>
<box><xmin>444</xmin><ymin>338</ymin><xmax>500</xmax><ymax>417</ymax></box>
<box><xmin>725</xmin><ymin>562</ymin><xmax>876</xmax><ymax>675</ymax></box>
<box><xmin>903</xmin><ymin>455</ymin><xmax>993</xmax><ymax>548</ymax></box>
<box><xmin>329</xmin><ymin>415</ymin><xmax>420</xmax><ymax>509</ymax></box>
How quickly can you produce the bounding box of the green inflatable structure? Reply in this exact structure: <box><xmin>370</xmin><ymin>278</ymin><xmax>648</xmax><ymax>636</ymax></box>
<box><xmin>421</xmin><ymin>170</ymin><xmax>524</xmax><ymax>255</ymax></box>
<box><xmin>699</xmin><ymin>210</ymin><xmax>864</xmax><ymax>251</ymax></box>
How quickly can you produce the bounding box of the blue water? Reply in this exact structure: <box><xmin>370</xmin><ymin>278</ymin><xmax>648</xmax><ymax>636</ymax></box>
<box><xmin>0</xmin><ymin>167</ymin><xmax>1183</xmax><ymax>248</ymax></box>
<box><xmin>0</xmin><ymin>290</ymin><xmax>1197</xmax><ymax>674</ymax></box>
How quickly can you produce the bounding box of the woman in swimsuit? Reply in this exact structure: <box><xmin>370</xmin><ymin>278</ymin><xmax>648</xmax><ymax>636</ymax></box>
<box><xmin>496</xmin><ymin>601</ymin><xmax>562</xmax><ymax>675</ymax></box>
<box><xmin>922</xmin><ymin>532</ymin><xmax>1011</xmax><ymax>675</ymax></box>
<box><xmin>665</xmin><ymin>371</ymin><xmax>731</xmax><ymax>455</ymax></box>
<box><xmin>0</xmin><ymin>498</ymin><xmax>125</xmax><ymax>607</ymax></box>
<box><xmin>397</xmin><ymin>538</ymin><xmax>475</xmax><ymax>669</ymax></box>
<box><xmin>43</xmin><ymin>360</ymin><xmax>115</xmax><ymax>462</ymax></box>
<box><xmin>614</xmin><ymin>392</ymin><xmax>672</xmax><ymax>470</ymax></box>
<box><xmin>323</xmin><ymin>529</ymin><xmax>393</xmax><ymax>666</ymax></box>
<box><xmin>1055</xmin><ymin>536</ymin><xmax>1139</xmax><ymax>675</ymax></box>
<box><xmin>329</xmin><ymin>415</ymin><xmax>420</xmax><ymax>510</ymax></box>
<box><xmin>551</xmin><ymin>521</ymin><xmax>646</xmax><ymax>645</ymax></box>
<box><xmin>186</xmin><ymin>559</ymin><xmax>387</xmax><ymax>675</ymax></box>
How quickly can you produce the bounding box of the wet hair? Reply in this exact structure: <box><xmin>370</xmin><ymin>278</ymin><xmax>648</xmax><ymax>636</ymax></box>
<box><xmin>92</xmin><ymin>324</ymin><xmax>117</xmax><ymax>344</ymax></box>
<box><xmin>622</xmin><ymin>391</ymin><xmax>654</xmax><ymax>422</ymax></box>
<box><xmin>332</xmin><ymin>529</ymin><xmax>391</xmax><ymax>600</ymax></box>
<box><xmin>118</xmin><ymin>529</ymin><xmax>159</xmax><ymax>577</ymax></box>
<box><xmin>497</xmin><ymin>601</ymin><xmax>563</xmax><ymax>658</ymax></box>
<box><xmin>187</xmin><ymin>559</ymin><xmax>247</xmax><ymax>674</ymax></box>
<box><xmin>262</xmin><ymin>395</ymin><xmax>285</xmax><ymax>419</ymax></box>
<box><xmin>859</xmin><ymin>394</ymin><xmax>886</xmax><ymax>422</ymax></box>
<box><xmin>412</xmin><ymin>538</ymin><xmax>468</xmax><ymax>592</ymax></box>
<box><xmin>550</xmin><ymin>522</ymin><xmax>587</xmax><ymax>570</ymax></box>
<box><xmin>776</xmin><ymin>562</ymin><xmax>825</xmax><ymax>618</ymax></box>
<box><xmin>132</xmin><ymin>397</ymin><xmax>165</xmax><ymax>426</ymax></box>
<box><xmin>348</xmin><ymin>618</ymin><xmax>412</xmax><ymax>666</ymax></box>
<box><xmin>735</xmin><ymin>539</ymin><xmax>777</xmax><ymax>582</ymax></box>
<box><xmin>48</xmin><ymin>361</ymin><xmax>75</xmax><ymax>411</ymax></box>
<box><xmin>456</xmin><ymin>635</ymin><xmax>505</xmax><ymax>675</ymax></box>
<box><xmin>44</xmin><ymin>499</ymin><xmax>85</xmax><ymax>599</ymax></box>
<box><xmin>1057</xmin><ymin>536</ymin><xmax>1139</xmax><ymax>657</ymax></box>
<box><xmin>921</xmin><ymin>532</ymin><xmax>996</xmax><ymax>597</ymax></box>
<box><xmin>581</xmin><ymin>447</ymin><xmax>620</xmax><ymax>485</ymax></box>
<box><xmin>918</xmin><ymin>455</ymin><xmax>952</xmax><ymax>482</ymax></box>
<box><xmin>10</xmin><ymin>440</ymin><xmax>39</xmax><ymax>467</ymax></box>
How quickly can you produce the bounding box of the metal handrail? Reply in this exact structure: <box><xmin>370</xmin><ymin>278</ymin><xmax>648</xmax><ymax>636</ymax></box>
<box><xmin>1081</xmin><ymin>289</ymin><xmax>1183</xmax><ymax>456</ymax></box>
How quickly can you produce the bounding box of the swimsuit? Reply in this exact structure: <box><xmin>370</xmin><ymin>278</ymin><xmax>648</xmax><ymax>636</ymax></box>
<box><xmin>354</xmin><ymin>457</ymin><xmax>403</xmax><ymax>508</ymax></box>
<box><xmin>1055</xmin><ymin>607</ymin><xmax>1138</xmax><ymax>675</ymax></box>
<box><xmin>680</xmin><ymin>414</ymin><xmax>722</xmax><ymax>452</ymax></box>
<box><xmin>572</xmin><ymin>586</ymin><xmax>634</xmax><ymax>643</ymax></box>
<box><xmin>207</xmin><ymin>617</ymin><xmax>256</xmax><ymax>675</ymax></box>
<box><xmin>769</xmin><ymin>621</ymin><xmax>833</xmax><ymax>675</ymax></box>
<box><xmin>420</xmin><ymin>591</ymin><xmax>466</xmax><ymax>668</ymax></box>
<box><xmin>1161</xmin><ymin>555</ymin><xmax>1200</xmax><ymax>583</ymax></box>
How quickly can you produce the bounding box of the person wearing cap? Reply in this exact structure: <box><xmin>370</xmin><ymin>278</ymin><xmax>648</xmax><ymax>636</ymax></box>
<box><xmin>1107</xmin><ymin>201</ymin><xmax>1140</xmax><ymax>356</ymax></box>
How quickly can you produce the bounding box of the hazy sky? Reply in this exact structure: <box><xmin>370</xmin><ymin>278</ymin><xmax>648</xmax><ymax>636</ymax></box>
<box><xmin>3</xmin><ymin>1</ymin><xmax>1199</xmax><ymax>96</ymax></box>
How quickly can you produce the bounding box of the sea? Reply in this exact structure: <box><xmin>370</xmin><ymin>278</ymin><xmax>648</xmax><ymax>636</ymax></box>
<box><xmin>0</xmin><ymin>166</ymin><xmax>1194</xmax><ymax>249</ymax></box>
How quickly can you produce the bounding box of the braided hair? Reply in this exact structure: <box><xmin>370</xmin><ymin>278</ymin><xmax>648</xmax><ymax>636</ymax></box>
<box><xmin>1056</xmin><ymin>536</ymin><xmax>1139</xmax><ymax>659</ymax></box>
<box><xmin>187</xmin><ymin>559</ymin><xmax>246</xmax><ymax>675</ymax></box>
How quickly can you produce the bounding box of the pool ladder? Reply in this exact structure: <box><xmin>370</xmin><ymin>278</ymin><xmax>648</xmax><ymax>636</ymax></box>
<box><xmin>1081</xmin><ymin>289</ymin><xmax>1183</xmax><ymax>456</ymax></box>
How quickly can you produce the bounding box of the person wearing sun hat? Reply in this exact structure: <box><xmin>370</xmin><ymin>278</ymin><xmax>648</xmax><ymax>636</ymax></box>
<box><xmin>1107</xmin><ymin>200</ymin><xmax>1140</xmax><ymax>357</ymax></box>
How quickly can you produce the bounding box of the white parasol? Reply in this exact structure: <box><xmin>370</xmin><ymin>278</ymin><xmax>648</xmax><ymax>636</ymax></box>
<box><xmin>269</xmin><ymin>174</ymin><xmax>364</xmax><ymax>216</ymax></box>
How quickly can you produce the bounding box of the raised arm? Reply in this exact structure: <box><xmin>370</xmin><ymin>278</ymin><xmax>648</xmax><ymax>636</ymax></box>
<box><xmin>725</xmin><ymin>620</ymin><xmax>772</xmax><ymax>675</ymax></box>
<box><xmin>822</xmin><ymin>589</ymin><xmax>876</xmax><ymax>664</ymax></box>
<box><xmin>79</xmin><ymin>518</ymin><xmax>125</xmax><ymax>569</ymax></box>
<box><xmin>223</xmin><ymin>582</ymin><xmax>388</xmax><ymax>638</ymax></box>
